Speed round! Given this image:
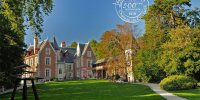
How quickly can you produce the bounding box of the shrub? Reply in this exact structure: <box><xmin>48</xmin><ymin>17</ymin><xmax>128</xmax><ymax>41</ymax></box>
<box><xmin>160</xmin><ymin>75</ymin><xmax>197</xmax><ymax>91</ymax></box>
<box><xmin>198</xmin><ymin>82</ymin><xmax>200</xmax><ymax>87</ymax></box>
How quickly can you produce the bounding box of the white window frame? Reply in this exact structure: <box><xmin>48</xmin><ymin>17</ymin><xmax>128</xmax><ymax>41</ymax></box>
<box><xmin>68</xmin><ymin>64</ymin><xmax>73</xmax><ymax>70</ymax></box>
<box><xmin>45</xmin><ymin>68</ymin><xmax>51</xmax><ymax>78</ymax></box>
<box><xmin>30</xmin><ymin>58</ymin><xmax>33</xmax><ymax>66</ymax></box>
<box><xmin>45</xmin><ymin>48</ymin><xmax>50</xmax><ymax>55</ymax></box>
<box><xmin>59</xmin><ymin>68</ymin><xmax>62</xmax><ymax>74</ymax></box>
<box><xmin>87</xmin><ymin>60</ymin><xmax>93</xmax><ymax>67</ymax></box>
<box><xmin>87</xmin><ymin>51</ymin><xmax>92</xmax><ymax>57</ymax></box>
<box><xmin>45</xmin><ymin>57</ymin><xmax>51</xmax><ymax>65</ymax></box>
<box><xmin>68</xmin><ymin>72</ymin><xmax>73</xmax><ymax>79</ymax></box>
<box><xmin>26</xmin><ymin>59</ymin><xmax>29</xmax><ymax>65</ymax></box>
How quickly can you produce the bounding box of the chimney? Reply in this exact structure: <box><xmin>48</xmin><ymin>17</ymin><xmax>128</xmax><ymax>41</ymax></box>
<box><xmin>60</xmin><ymin>40</ymin><xmax>66</xmax><ymax>48</ymax></box>
<box><xmin>77</xmin><ymin>42</ymin><xmax>80</xmax><ymax>57</ymax></box>
<box><xmin>34</xmin><ymin>35</ymin><xmax>38</xmax><ymax>54</ymax></box>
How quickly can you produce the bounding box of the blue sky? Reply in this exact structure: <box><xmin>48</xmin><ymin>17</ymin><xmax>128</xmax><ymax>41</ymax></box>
<box><xmin>25</xmin><ymin>0</ymin><xmax>200</xmax><ymax>46</ymax></box>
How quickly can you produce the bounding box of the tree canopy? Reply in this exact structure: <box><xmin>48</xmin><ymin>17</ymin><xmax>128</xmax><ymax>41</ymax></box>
<box><xmin>0</xmin><ymin>0</ymin><xmax>53</xmax><ymax>88</ymax></box>
<box><xmin>69</xmin><ymin>41</ymin><xmax>77</xmax><ymax>48</ymax></box>
<box><xmin>135</xmin><ymin>0</ymin><xmax>200</xmax><ymax>82</ymax></box>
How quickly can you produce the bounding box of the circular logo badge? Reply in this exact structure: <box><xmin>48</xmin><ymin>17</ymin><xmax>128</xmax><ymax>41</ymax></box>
<box><xmin>114</xmin><ymin>0</ymin><xmax>149</xmax><ymax>23</ymax></box>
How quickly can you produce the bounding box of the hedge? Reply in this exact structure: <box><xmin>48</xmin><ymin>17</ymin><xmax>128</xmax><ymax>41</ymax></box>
<box><xmin>160</xmin><ymin>75</ymin><xmax>197</xmax><ymax>91</ymax></box>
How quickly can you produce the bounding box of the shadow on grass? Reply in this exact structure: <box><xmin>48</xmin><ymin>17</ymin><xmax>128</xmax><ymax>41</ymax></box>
<box><xmin>171</xmin><ymin>87</ymin><xmax>200</xmax><ymax>100</ymax></box>
<box><xmin>0</xmin><ymin>80</ymin><xmax>165</xmax><ymax>100</ymax></box>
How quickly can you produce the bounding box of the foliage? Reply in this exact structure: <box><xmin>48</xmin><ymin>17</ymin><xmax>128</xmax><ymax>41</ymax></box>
<box><xmin>69</xmin><ymin>41</ymin><xmax>77</xmax><ymax>48</ymax></box>
<box><xmin>0</xmin><ymin>72</ymin><xmax>5</xmax><ymax>82</ymax></box>
<box><xmin>198</xmin><ymin>83</ymin><xmax>200</xmax><ymax>87</ymax></box>
<box><xmin>135</xmin><ymin>49</ymin><xmax>166</xmax><ymax>83</ymax></box>
<box><xmin>89</xmin><ymin>39</ymin><xmax>101</xmax><ymax>59</ymax></box>
<box><xmin>98</xmin><ymin>23</ymin><xmax>139</xmax><ymax>81</ymax></box>
<box><xmin>0</xmin><ymin>0</ymin><xmax>53</xmax><ymax>88</ymax></box>
<box><xmin>160</xmin><ymin>75</ymin><xmax>197</xmax><ymax>91</ymax></box>
<box><xmin>0</xmin><ymin>80</ymin><xmax>165</xmax><ymax>100</ymax></box>
<box><xmin>135</xmin><ymin>0</ymin><xmax>200</xmax><ymax>83</ymax></box>
<box><xmin>160</xmin><ymin>25</ymin><xmax>200</xmax><ymax>81</ymax></box>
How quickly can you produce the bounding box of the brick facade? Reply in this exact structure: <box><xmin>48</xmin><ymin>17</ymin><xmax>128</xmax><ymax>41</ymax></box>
<box><xmin>24</xmin><ymin>36</ymin><xmax>96</xmax><ymax>81</ymax></box>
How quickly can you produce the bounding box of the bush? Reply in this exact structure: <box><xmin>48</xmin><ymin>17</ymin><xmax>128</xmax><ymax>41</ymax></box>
<box><xmin>160</xmin><ymin>75</ymin><xmax>197</xmax><ymax>91</ymax></box>
<box><xmin>197</xmin><ymin>83</ymin><xmax>200</xmax><ymax>87</ymax></box>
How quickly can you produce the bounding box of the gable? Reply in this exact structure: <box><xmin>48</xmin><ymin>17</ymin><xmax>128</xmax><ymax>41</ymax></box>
<box><xmin>39</xmin><ymin>39</ymin><xmax>56</xmax><ymax>54</ymax></box>
<box><xmin>82</xmin><ymin>44</ymin><xmax>96</xmax><ymax>59</ymax></box>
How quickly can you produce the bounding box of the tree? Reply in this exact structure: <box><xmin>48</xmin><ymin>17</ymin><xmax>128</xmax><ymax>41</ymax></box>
<box><xmin>70</xmin><ymin>41</ymin><xmax>77</xmax><ymax>48</ymax></box>
<box><xmin>135</xmin><ymin>0</ymin><xmax>200</xmax><ymax>82</ymax></box>
<box><xmin>0</xmin><ymin>0</ymin><xmax>53</xmax><ymax>88</ymax></box>
<box><xmin>89</xmin><ymin>39</ymin><xmax>102</xmax><ymax>59</ymax></box>
<box><xmin>98</xmin><ymin>30</ymin><xmax>117</xmax><ymax>59</ymax></box>
<box><xmin>99</xmin><ymin>23</ymin><xmax>139</xmax><ymax>82</ymax></box>
<box><xmin>160</xmin><ymin>25</ymin><xmax>200</xmax><ymax>81</ymax></box>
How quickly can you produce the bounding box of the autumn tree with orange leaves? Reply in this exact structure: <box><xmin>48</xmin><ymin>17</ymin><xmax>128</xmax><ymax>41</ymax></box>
<box><xmin>98</xmin><ymin>23</ymin><xmax>139</xmax><ymax>81</ymax></box>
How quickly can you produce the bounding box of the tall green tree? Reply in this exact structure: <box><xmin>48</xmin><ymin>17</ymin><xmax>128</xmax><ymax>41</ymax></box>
<box><xmin>89</xmin><ymin>39</ymin><xmax>102</xmax><ymax>59</ymax></box>
<box><xmin>160</xmin><ymin>25</ymin><xmax>200</xmax><ymax>81</ymax></box>
<box><xmin>135</xmin><ymin>0</ymin><xmax>200</xmax><ymax>82</ymax></box>
<box><xmin>0</xmin><ymin>0</ymin><xmax>53</xmax><ymax>88</ymax></box>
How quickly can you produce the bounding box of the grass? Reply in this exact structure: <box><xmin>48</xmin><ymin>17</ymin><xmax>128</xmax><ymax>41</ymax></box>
<box><xmin>0</xmin><ymin>80</ymin><xmax>165</xmax><ymax>100</ymax></box>
<box><xmin>171</xmin><ymin>87</ymin><xmax>200</xmax><ymax>100</ymax></box>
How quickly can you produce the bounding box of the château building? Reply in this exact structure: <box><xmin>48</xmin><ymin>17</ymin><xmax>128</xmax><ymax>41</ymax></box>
<box><xmin>24</xmin><ymin>35</ymin><xmax>96</xmax><ymax>81</ymax></box>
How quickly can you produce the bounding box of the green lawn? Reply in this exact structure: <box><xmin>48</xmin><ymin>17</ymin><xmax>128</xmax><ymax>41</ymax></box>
<box><xmin>0</xmin><ymin>80</ymin><xmax>165</xmax><ymax>100</ymax></box>
<box><xmin>171</xmin><ymin>87</ymin><xmax>200</xmax><ymax>100</ymax></box>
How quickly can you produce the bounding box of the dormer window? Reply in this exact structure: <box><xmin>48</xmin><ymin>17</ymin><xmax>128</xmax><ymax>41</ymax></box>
<box><xmin>87</xmin><ymin>51</ymin><xmax>91</xmax><ymax>57</ymax></box>
<box><xmin>46</xmin><ymin>48</ymin><xmax>50</xmax><ymax>55</ymax></box>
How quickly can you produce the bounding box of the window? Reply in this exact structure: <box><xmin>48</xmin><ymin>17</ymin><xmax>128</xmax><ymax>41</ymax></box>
<box><xmin>45</xmin><ymin>57</ymin><xmax>51</xmax><ymax>65</ymax></box>
<box><xmin>68</xmin><ymin>73</ymin><xmax>72</xmax><ymax>78</ymax></box>
<box><xmin>30</xmin><ymin>58</ymin><xmax>33</xmax><ymax>66</ymax></box>
<box><xmin>45</xmin><ymin>69</ymin><xmax>51</xmax><ymax>77</ymax></box>
<box><xmin>87</xmin><ymin>51</ymin><xmax>92</xmax><ymax>57</ymax></box>
<box><xmin>26</xmin><ymin>59</ymin><xmax>29</xmax><ymax>65</ymax></box>
<box><xmin>59</xmin><ymin>68</ymin><xmax>62</xmax><ymax>74</ymax></box>
<box><xmin>45</xmin><ymin>48</ymin><xmax>50</xmax><ymax>55</ymax></box>
<box><xmin>35</xmin><ymin>57</ymin><xmax>38</xmax><ymax>66</ymax></box>
<box><xmin>68</xmin><ymin>64</ymin><xmax>73</xmax><ymax>70</ymax></box>
<box><xmin>87</xmin><ymin>60</ymin><xmax>93</xmax><ymax>67</ymax></box>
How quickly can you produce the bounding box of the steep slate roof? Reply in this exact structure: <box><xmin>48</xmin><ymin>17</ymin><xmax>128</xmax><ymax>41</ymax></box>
<box><xmin>60</xmin><ymin>47</ymin><xmax>76</xmax><ymax>63</ymax></box>
<box><xmin>51</xmin><ymin>36</ymin><xmax>59</xmax><ymax>50</ymax></box>
<box><xmin>79</xmin><ymin>43</ymin><xmax>86</xmax><ymax>55</ymax></box>
<box><xmin>60</xmin><ymin>47</ymin><xmax>76</xmax><ymax>56</ymax></box>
